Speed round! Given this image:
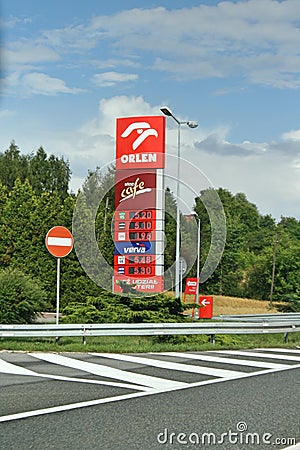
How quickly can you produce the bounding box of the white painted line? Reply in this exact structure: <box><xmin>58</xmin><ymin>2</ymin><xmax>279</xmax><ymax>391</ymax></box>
<box><xmin>216</xmin><ymin>350</ymin><xmax>300</xmax><ymax>362</ymax></box>
<box><xmin>0</xmin><ymin>357</ymin><xmax>148</xmax><ymax>391</ymax></box>
<box><xmin>29</xmin><ymin>353</ymin><xmax>187</xmax><ymax>390</ymax></box>
<box><xmin>257</xmin><ymin>348</ymin><xmax>300</xmax><ymax>354</ymax></box>
<box><xmin>283</xmin><ymin>443</ymin><xmax>300</xmax><ymax>450</ymax></box>
<box><xmin>154</xmin><ymin>352</ymin><xmax>289</xmax><ymax>369</ymax></box>
<box><xmin>92</xmin><ymin>353</ymin><xmax>243</xmax><ymax>378</ymax></box>
<box><xmin>0</xmin><ymin>391</ymin><xmax>149</xmax><ymax>423</ymax></box>
<box><xmin>47</xmin><ymin>237</ymin><xmax>72</xmax><ymax>247</ymax></box>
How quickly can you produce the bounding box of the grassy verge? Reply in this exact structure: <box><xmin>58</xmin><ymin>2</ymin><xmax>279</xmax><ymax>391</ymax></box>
<box><xmin>0</xmin><ymin>332</ymin><xmax>299</xmax><ymax>353</ymax></box>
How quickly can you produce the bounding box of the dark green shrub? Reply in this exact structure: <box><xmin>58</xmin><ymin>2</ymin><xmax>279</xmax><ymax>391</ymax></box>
<box><xmin>0</xmin><ymin>269</ymin><xmax>47</xmax><ymax>323</ymax></box>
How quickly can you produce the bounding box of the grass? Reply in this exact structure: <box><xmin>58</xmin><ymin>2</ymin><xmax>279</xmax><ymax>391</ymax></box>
<box><xmin>0</xmin><ymin>296</ymin><xmax>298</xmax><ymax>353</ymax></box>
<box><xmin>212</xmin><ymin>295</ymin><xmax>281</xmax><ymax>315</ymax></box>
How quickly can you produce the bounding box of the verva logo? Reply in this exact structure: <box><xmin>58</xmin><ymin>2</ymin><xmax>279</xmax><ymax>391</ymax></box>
<box><xmin>116</xmin><ymin>116</ymin><xmax>165</xmax><ymax>169</ymax></box>
<box><xmin>114</xmin><ymin>241</ymin><xmax>155</xmax><ymax>255</ymax></box>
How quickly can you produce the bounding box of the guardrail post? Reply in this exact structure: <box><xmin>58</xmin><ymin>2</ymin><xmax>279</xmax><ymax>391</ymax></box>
<box><xmin>82</xmin><ymin>327</ymin><xmax>87</xmax><ymax>345</ymax></box>
<box><xmin>284</xmin><ymin>332</ymin><xmax>288</xmax><ymax>343</ymax></box>
<box><xmin>210</xmin><ymin>334</ymin><xmax>215</xmax><ymax>345</ymax></box>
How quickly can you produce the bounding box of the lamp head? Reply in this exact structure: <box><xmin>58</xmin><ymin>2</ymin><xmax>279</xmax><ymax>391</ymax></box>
<box><xmin>187</xmin><ymin>121</ymin><xmax>198</xmax><ymax>129</ymax></box>
<box><xmin>160</xmin><ymin>106</ymin><xmax>173</xmax><ymax>117</ymax></box>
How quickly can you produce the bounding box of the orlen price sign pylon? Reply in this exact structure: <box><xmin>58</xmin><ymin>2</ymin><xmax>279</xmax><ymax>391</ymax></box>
<box><xmin>114</xmin><ymin>116</ymin><xmax>165</xmax><ymax>294</ymax></box>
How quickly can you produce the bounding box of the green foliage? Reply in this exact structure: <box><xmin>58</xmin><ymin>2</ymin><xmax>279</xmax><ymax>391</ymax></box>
<box><xmin>192</xmin><ymin>187</ymin><xmax>300</xmax><ymax>312</ymax></box>
<box><xmin>0</xmin><ymin>269</ymin><xmax>47</xmax><ymax>323</ymax></box>
<box><xmin>277</xmin><ymin>292</ymin><xmax>300</xmax><ymax>312</ymax></box>
<box><xmin>0</xmin><ymin>142</ymin><xmax>70</xmax><ymax>199</ymax></box>
<box><xmin>62</xmin><ymin>292</ymin><xmax>184</xmax><ymax>324</ymax></box>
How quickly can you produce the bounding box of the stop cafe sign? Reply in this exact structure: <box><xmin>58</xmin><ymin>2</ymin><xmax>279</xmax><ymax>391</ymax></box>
<box><xmin>45</xmin><ymin>226</ymin><xmax>73</xmax><ymax>258</ymax></box>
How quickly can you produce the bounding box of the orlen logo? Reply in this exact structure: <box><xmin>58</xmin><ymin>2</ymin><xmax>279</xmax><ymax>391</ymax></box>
<box><xmin>121</xmin><ymin>122</ymin><xmax>158</xmax><ymax>151</ymax></box>
<box><xmin>116</xmin><ymin>116</ymin><xmax>165</xmax><ymax>170</ymax></box>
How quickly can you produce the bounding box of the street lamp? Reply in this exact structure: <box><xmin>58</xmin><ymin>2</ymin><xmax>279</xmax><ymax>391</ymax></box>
<box><xmin>160</xmin><ymin>106</ymin><xmax>198</xmax><ymax>298</ymax></box>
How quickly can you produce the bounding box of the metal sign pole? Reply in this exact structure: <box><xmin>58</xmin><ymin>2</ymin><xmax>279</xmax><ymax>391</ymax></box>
<box><xmin>56</xmin><ymin>257</ymin><xmax>61</xmax><ymax>325</ymax></box>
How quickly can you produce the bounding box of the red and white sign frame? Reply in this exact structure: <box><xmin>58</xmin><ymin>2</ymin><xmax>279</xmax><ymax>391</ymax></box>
<box><xmin>45</xmin><ymin>226</ymin><xmax>74</xmax><ymax>258</ymax></box>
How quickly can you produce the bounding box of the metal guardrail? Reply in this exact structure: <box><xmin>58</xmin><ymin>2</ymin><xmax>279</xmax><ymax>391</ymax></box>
<box><xmin>0</xmin><ymin>320</ymin><xmax>299</xmax><ymax>339</ymax></box>
<box><xmin>216</xmin><ymin>312</ymin><xmax>300</xmax><ymax>323</ymax></box>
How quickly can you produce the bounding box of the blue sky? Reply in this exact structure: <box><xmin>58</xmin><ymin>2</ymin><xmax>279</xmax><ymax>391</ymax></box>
<box><xmin>1</xmin><ymin>0</ymin><xmax>300</xmax><ymax>219</ymax></box>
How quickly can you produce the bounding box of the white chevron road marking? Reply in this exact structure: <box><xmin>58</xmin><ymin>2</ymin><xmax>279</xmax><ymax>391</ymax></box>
<box><xmin>216</xmin><ymin>350</ymin><xmax>300</xmax><ymax>362</ymax></box>
<box><xmin>92</xmin><ymin>353</ymin><xmax>243</xmax><ymax>378</ymax></box>
<box><xmin>0</xmin><ymin>357</ymin><xmax>148</xmax><ymax>391</ymax></box>
<box><xmin>29</xmin><ymin>353</ymin><xmax>188</xmax><ymax>390</ymax></box>
<box><xmin>153</xmin><ymin>352</ymin><xmax>290</xmax><ymax>369</ymax></box>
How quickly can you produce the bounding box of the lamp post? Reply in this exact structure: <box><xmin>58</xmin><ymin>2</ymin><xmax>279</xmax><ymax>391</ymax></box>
<box><xmin>196</xmin><ymin>216</ymin><xmax>201</xmax><ymax>318</ymax></box>
<box><xmin>269</xmin><ymin>228</ymin><xmax>279</xmax><ymax>309</ymax></box>
<box><xmin>160</xmin><ymin>106</ymin><xmax>198</xmax><ymax>298</ymax></box>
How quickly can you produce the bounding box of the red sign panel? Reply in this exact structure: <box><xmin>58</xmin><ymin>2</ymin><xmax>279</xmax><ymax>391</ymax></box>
<box><xmin>115</xmin><ymin>209</ymin><xmax>157</xmax><ymax>221</ymax></box>
<box><xmin>114</xmin><ymin>230</ymin><xmax>155</xmax><ymax>242</ymax></box>
<box><xmin>115</xmin><ymin>170</ymin><xmax>157</xmax><ymax>211</ymax></box>
<box><xmin>45</xmin><ymin>226</ymin><xmax>73</xmax><ymax>258</ymax></box>
<box><xmin>116</xmin><ymin>116</ymin><xmax>165</xmax><ymax>170</ymax></box>
<box><xmin>114</xmin><ymin>255</ymin><xmax>156</xmax><ymax>266</ymax></box>
<box><xmin>114</xmin><ymin>275</ymin><xmax>164</xmax><ymax>293</ymax></box>
<box><xmin>184</xmin><ymin>278</ymin><xmax>198</xmax><ymax>295</ymax></box>
<box><xmin>199</xmin><ymin>296</ymin><xmax>213</xmax><ymax>319</ymax></box>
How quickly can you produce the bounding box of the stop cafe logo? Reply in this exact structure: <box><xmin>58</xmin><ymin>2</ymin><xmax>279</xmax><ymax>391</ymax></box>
<box><xmin>115</xmin><ymin>116</ymin><xmax>165</xmax><ymax>170</ymax></box>
<box><xmin>115</xmin><ymin>170</ymin><xmax>157</xmax><ymax>210</ymax></box>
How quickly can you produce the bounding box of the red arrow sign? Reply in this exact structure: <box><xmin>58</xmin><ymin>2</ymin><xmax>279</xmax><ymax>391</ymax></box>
<box><xmin>199</xmin><ymin>296</ymin><xmax>213</xmax><ymax>319</ymax></box>
<box><xmin>46</xmin><ymin>226</ymin><xmax>73</xmax><ymax>258</ymax></box>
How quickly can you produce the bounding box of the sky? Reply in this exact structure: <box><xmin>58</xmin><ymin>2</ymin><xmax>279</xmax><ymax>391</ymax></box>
<box><xmin>1</xmin><ymin>0</ymin><xmax>300</xmax><ymax>220</ymax></box>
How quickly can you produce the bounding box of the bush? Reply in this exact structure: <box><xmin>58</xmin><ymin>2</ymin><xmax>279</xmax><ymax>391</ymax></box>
<box><xmin>0</xmin><ymin>269</ymin><xmax>47</xmax><ymax>323</ymax></box>
<box><xmin>277</xmin><ymin>293</ymin><xmax>300</xmax><ymax>312</ymax></box>
<box><xmin>62</xmin><ymin>292</ymin><xmax>185</xmax><ymax>324</ymax></box>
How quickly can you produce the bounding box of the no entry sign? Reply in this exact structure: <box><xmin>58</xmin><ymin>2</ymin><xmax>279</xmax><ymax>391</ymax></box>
<box><xmin>45</xmin><ymin>226</ymin><xmax>73</xmax><ymax>258</ymax></box>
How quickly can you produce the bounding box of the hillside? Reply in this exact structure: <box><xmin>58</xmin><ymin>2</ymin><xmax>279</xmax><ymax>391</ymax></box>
<box><xmin>212</xmin><ymin>295</ymin><xmax>280</xmax><ymax>316</ymax></box>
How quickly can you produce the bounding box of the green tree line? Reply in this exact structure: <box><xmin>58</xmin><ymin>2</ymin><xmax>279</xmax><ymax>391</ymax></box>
<box><xmin>0</xmin><ymin>142</ymin><xmax>299</xmax><ymax>322</ymax></box>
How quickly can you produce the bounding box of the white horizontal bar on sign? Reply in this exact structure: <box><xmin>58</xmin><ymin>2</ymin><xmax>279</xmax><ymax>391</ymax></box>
<box><xmin>155</xmin><ymin>210</ymin><xmax>164</xmax><ymax>221</ymax></box>
<box><xmin>155</xmin><ymin>265</ymin><xmax>164</xmax><ymax>276</ymax></box>
<box><xmin>154</xmin><ymin>230</ymin><xmax>164</xmax><ymax>240</ymax></box>
<box><xmin>47</xmin><ymin>237</ymin><xmax>72</xmax><ymax>247</ymax></box>
<box><xmin>155</xmin><ymin>241</ymin><xmax>165</xmax><ymax>255</ymax></box>
<box><xmin>155</xmin><ymin>220</ymin><xmax>164</xmax><ymax>231</ymax></box>
<box><xmin>156</xmin><ymin>195</ymin><xmax>164</xmax><ymax>211</ymax></box>
<box><xmin>153</xmin><ymin>255</ymin><xmax>164</xmax><ymax>265</ymax></box>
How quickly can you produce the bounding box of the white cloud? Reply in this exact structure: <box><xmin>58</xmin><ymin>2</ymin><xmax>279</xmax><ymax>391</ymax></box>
<box><xmin>84</xmin><ymin>0</ymin><xmax>300</xmax><ymax>88</ymax></box>
<box><xmin>1</xmin><ymin>15</ymin><xmax>32</xmax><ymax>29</ymax></box>
<box><xmin>282</xmin><ymin>129</ymin><xmax>300</xmax><ymax>141</ymax></box>
<box><xmin>3</xmin><ymin>43</ymin><xmax>60</xmax><ymax>66</ymax></box>
<box><xmin>92</xmin><ymin>71</ymin><xmax>138</xmax><ymax>87</ymax></box>
<box><xmin>4</xmin><ymin>1</ymin><xmax>300</xmax><ymax>91</ymax></box>
<box><xmin>4</xmin><ymin>72</ymin><xmax>85</xmax><ymax>96</ymax></box>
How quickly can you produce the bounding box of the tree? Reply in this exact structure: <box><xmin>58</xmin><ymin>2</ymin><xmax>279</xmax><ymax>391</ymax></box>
<box><xmin>27</xmin><ymin>147</ymin><xmax>70</xmax><ymax>199</ymax></box>
<box><xmin>0</xmin><ymin>143</ymin><xmax>71</xmax><ymax>199</ymax></box>
<box><xmin>0</xmin><ymin>142</ymin><xmax>28</xmax><ymax>190</ymax></box>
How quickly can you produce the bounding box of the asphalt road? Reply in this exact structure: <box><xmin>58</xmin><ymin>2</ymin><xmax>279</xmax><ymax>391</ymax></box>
<box><xmin>0</xmin><ymin>349</ymin><xmax>299</xmax><ymax>450</ymax></box>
